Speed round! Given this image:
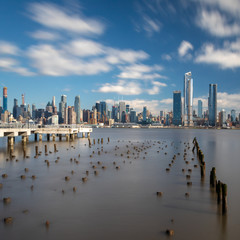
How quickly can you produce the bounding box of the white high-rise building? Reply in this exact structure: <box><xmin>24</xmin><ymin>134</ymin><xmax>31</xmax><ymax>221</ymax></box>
<box><xmin>183</xmin><ymin>72</ymin><xmax>193</xmax><ymax>126</ymax></box>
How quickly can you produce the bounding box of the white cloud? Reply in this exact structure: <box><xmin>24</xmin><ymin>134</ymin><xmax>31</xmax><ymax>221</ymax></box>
<box><xmin>30</xmin><ymin>30</ymin><xmax>60</xmax><ymax>40</ymax></box>
<box><xmin>0</xmin><ymin>41</ymin><xmax>19</xmax><ymax>55</ymax></box>
<box><xmin>64</xmin><ymin>39</ymin><xmax>104</xmax><ymax>57</ymax></box>
<box><xmin>27</xmin><ymin>44</ymin><xmax>111</xmax><ymax>76</ymax></box>
<box><xmin>95</xmin><ymin>79</ymin><xmax>166</xmax><ymax>96</ymax></box>
<box><xmin>217</xmin><ymin>92</ymin><xmax>240</xmax><ymax>111</ymax></box>
<box><xmin>105</xmin><ymin>48</ymin><xmax>149</xmax><ymax>64</ymax></box>
<box><xmin>29</xmin><ymin>2</ymin><xmax>105</xmax><ymax>35</ymax></box>
<box><xmin>143</xmin><ymin>15</ymin><xmax>161</xmax><ymax>35</ymax></box>
<box><xmin>117</xmin><ymin>64</ymin><xmax>166</xmax><ymax>80</ymax></box>
<box><xmin>96</xmin><ymin>80</ymin><xmax>142</xmax><ymax>95</ymax></box>
<box><xmin>162</xmin><ymin>54</ymin><xmax>172</xmax><ymax>61</ymax></box>
<box><xmin>197</xmin><ymin>9</ymin><xmax>240</xmax><ymax>37</ymax></box>
<box><xmin>195</xmin><ymin>40</ymin><xmax>240</xmax><ymax>69</ymax></box>
<box><xmin>196</xmin><ymin>0</ymin><xmax>240</xmax><ymax>17</ymax></box>
<box><xmin>0</xmin><ymin>58</ymin><xmax>35</xmax><ymax>76</ymax></box>
<box><xmin>178</xmin><ymin>40</ymin><xmax>193</xmax><ymax>58</ymax></box>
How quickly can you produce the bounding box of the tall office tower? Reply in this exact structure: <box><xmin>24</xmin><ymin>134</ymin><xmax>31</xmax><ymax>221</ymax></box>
<box><xmin>32</xmin><ymin>104</ymin><xmax>36</xmax><ymax>119</ymax></box>
<box><xmin>143</xmin><ymin>106</ymin><xmax>147</xmax><ymax>122</ymax></box>
<box><xmin>198</xmin><ymin>100</ymin><xmax>203</xmax><ymax>118</ymax></box>
<box><xmin>173</xmin><ymin>91</ymin><xmax>182</xmax><ymax>126</ymax></box>
<box><xmin>220</xmin><ymin>109</ymin><xmax>226</xmax><ymax>126</ymax></box>
<box><xmin>13</xmin><ymin>98</ymin><xmax>18</xmax><ymax>119</ymax></box>
<box><xmin>130</xmin><ymin>110</ymin><xmax>137</xmax><ymax>123</ymax></box>
<box><xmin>100</xmin><ymin>101</ymin><xmax>107</xmax><ymax>120</ymax></box>
<box><xmin>74</xmin><ymin>95</ymin><xmax>81</xmax><ymax>124</ymax></box>
<box><xmin>231</xmin><ymin>109</ymin><xmax>236</xmax><ymax>122</ymax></box>
<box><xmin>22</xmin><ymin>94</ymin><xmax>25</xmax><ymax>105</ymax></box>
<box><xmin>3</xmin><ymin>87</ymin><xmax>7</xmax><ymax>112</ymax></box>
<box><xmin>183</xmin><ymin>72</ymin><xmax>193</xmax><ymax>126</ymax></box>
<box><xmin>208</xmin><ymin>84</ymin><xmax>217</xmax><ymax>126</ymax></box>
<box><xmin>52</xmin><ymin>96</ymin><xmax>55</xmax><ymax>107</ymax></box>
<box><xmin>59</xmin><ymin>95</ymin><xmax>67</xmax><ymax>123</ymax></box>
<box><xmin>112</xmin><ymin>105</ymin><xmax>118</xmax><ymax>121</ymax></box>
<box><xmin>119</xmin><ymin>101</ymin><xmax>126</xmax><ymax>123</ymax></box>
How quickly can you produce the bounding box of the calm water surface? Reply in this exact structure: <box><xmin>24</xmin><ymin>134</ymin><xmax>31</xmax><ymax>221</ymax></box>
<box><xmin>0</xmin><ymin>128</ymin><xmax>239</xmax><ymax>240</ymax></box>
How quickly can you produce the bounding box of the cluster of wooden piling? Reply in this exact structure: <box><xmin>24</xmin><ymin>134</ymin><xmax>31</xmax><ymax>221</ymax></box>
<box><xmin>192</xmin><ymin>137</ymin><xmax>205</xmax><ymax>178</ymax></box>
<box><xmin>210</xmin><ymin>167</ymin><xmax>228</xmax><ymax>215</ymax></box>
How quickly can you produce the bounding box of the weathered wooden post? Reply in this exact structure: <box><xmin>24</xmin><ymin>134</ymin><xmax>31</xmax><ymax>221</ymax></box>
<box><xmin>101</xmin><ymin>138</ymin><xmax>103</xmax><ymax>144</ymax></box>
<box><xmin>108</xmin><ymin>137</ymin><xmax>110</xmax><ymax>142</ymax></box>
<box><xmin>54</xmin><ymin>144</ymin><xmax>57</xmax><ymax>152</ymax></box>
<box><xmin>45</xmin><ymin>145</ymin><xmax>47</xmax><ymax>154</ymax></box>
<box><xmin>210</xmin><ymin>167</ymin><xmax>217</xmax><ymax>187</ymax></box>
<box><xmin>35</xmin><ymin>146</ymin><xmax>38</xmax><ymax>156</ymax></box>
<box><xmin>93</xmin><ymin>139</ymin><xmax>95</xmax><ymax>145</ymax></box>
<box><xmin>222</xmin><ymin>183</ymin><xmax>227</xmax><ymax>215</ymax></box>
<box><xmin>216</xmin><ymin>180</ymin><xmax>222</xmax><ymax>204</ymax></box>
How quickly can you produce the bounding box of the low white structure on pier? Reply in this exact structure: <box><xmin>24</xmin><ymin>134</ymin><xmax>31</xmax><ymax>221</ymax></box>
<box><xmin>0</xmin><ymin>124</ymin><xmax>92</xmax><ymax>146</ymax></box>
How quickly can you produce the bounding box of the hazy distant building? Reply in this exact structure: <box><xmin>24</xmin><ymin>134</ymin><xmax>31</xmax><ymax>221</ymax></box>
<box><xmin>130</xmin><ymin>110</ymin><xmax>137</xmax><ymax>123</ymax></box>
<box><xmin>74</xmin><ymin>96</ymin><xmax>81</xmax><ymax>124</ymax></box>
<box><xmin>68</xmin><ymin>106</ymin><xmax>76</xmax><ymax>124</ymax></box>
<box><xmin>119</xmin><ymin>102</ymin><xmax>126</xmax><ymax>123</ymax></box>
<box><xmin>198</xmin><ymin>100</ymin><xmax>203</xmax><ymax>118</ymax></box>
<box><xmin>173</xmin><ymin>91</ymin><xmax>182</xmax><ymax>126</ymax></box>
<box><xmin>208</xmin><ymin>84</ymin><xmax>217</xmax><ymax>126</ymax></box>
<box><xmin>231</xmin><ymin>109</ymin><xmax>236</xmax><ymax>122</ymax></box>
<box><xmin>220</xmin><ymin>109</ymin><xmax>226</xmax><ymax>126</ymax></box>
<box><xmin>183</xmin><ymin>72</ymin><xmax>193</xmax><ymax>126</ymax></box>
<box><xmin>143</xmin><ymin>106</ymin><xmax>147</xmax><ymax>122</ymax></box>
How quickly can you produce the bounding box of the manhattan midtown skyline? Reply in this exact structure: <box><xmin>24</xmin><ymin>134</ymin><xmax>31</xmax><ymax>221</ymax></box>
<box><xmin>0</xmin><ymin>0</ymin><xmax>240</xmax><ymax>114</ymax></box>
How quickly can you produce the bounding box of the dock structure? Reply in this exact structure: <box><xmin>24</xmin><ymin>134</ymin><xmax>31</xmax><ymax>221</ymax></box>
<box><xmin>0</xmin><ymin>124</ymin><xmax>92</xmax><ymax>147</ymax></box>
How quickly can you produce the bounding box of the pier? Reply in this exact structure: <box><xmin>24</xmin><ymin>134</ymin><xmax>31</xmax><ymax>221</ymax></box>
<box><xmin>0</xmin><ymin>124</ymin><xmax>92</xmax><ymax>147</ymax></box>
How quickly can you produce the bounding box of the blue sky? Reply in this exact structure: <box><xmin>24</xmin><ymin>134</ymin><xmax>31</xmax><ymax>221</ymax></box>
<box><xmin>0</xmin><ymin>0</ymin><xmax>240</xmax><ymax>115</ymax></box>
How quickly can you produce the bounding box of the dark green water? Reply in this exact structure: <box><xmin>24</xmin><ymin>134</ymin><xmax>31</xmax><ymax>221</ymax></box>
<box><xmin>0</xmin><ymin>128</ymin><xmax>239</xmax><ymax>240</ymax></box>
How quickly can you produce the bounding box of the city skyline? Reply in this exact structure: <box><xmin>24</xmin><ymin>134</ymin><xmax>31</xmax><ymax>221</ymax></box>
<box><xmin>1</xmin><ymin>0</ymin><xmax>240</xmax><ymax>114</ymax></box>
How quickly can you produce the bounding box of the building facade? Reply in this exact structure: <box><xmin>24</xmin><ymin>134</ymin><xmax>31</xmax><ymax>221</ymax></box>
<box><xmin>173</xmin><ymin>91</ymin><xmax>182</xmax><ymax>126</ymax></box>
<box><xmin>183</xmin><ymin>72</ymin><xmax>193</xmax><ymax>126</ymax></box>
<box><xmin>208</xmin><ymin>84</ymin><xmax>217</xmax><ymax>126</ymax></box>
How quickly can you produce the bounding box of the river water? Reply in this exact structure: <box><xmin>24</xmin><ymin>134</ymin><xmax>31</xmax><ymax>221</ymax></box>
<box><xmin>0</xmin><ymin>128</ymin><xmax>239</xmax><ymax>240</ymax></box>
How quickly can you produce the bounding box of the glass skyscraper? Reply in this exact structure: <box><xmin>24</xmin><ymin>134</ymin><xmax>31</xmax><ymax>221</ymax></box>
<box><xmin>198</xmin><ymin>100</ymin><xmax>203</xmax><ymax>118</ymax></box>
<box><xmin>173</xmin><ymin>91</ymin><xmax>182</xmax><ymax>126</ymax></box>
<box><xmin>74</xmin><ymin>96</ymin><xmax>81</xmax><ymax>124</ymax></box>
<box><xmin>183</xmin><ymin>72</ymin><xmax>193</xmax><ymax>126</ymax></box>
<box><xmin>208</xmin><ymin>84</ymin><xmax>217</xmax><ymax>126</ymax></box>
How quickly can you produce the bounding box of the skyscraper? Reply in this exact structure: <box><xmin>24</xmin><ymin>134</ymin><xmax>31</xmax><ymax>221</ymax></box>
<box><xmin>59</xmin><ymin>95</ymin><xmax>67</xmax><ymax>123</ymax></box>
<box><xmin>13</xmin><ymin>98</ymin><xmax>18</xmax><ymax>119</ymax></box>
<box><xmin>198</xmin><ymin>100</ymin><xmax>203</xmax><ymax>118</ymax></box>
<box><xmin>231</xmin><ymin>109</ymin><xmax>236</xmax><ymax>122</ymax></box>
<box><xmin>208</xmin><ymin>84</ymin><xmax>217</xmax><ymax>126</ymax></box>
<box><xmin>220</xmin><ymin>109</ymin><xmax>226</xmax><ymax>126</ymax></box>
<box><xmin>3</xmin><ymin>87</ymin><xmax>7</xmax><ymax>112</ymax></box>
<box><xmin>173</xmin><ymin>91</ymin><xmax>182</xmax><ymax>126</ymax></box>
<box><xmin>143</xmin><ymin>106</ymin><xmax>147</xmax><ymax>122</ymax></box>
<box><xmin>119</xmin><ymin>101</ymin><xmax>126</xmax><ymax>123</ymax></box>
<box><xmin>183</xmin><ymin>72</ymin><xmax>193</xmax><ymax>126</ymax></box>
<box><xmin>100</xmin><ymin>101</ymin><xmax>107</xmax><ymax>121</ymax></box>
<box><xmin>74</xmin><ymin>96</ymin><xmax>81</xmax><ymax>124</ymax></box>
